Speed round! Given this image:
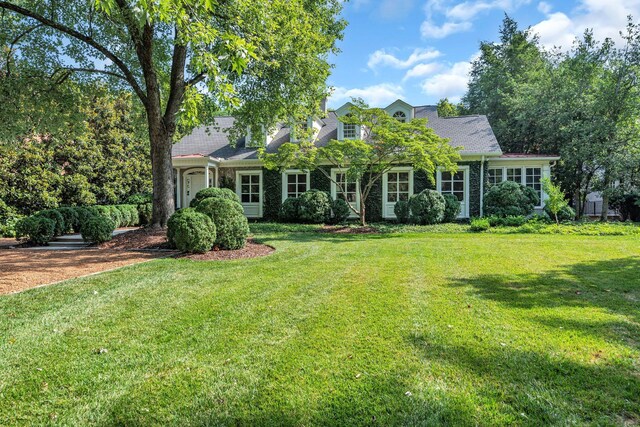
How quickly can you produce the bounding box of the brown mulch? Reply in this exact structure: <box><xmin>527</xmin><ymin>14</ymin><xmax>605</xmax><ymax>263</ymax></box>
<box><xmin>181</xmin><ymin>239</ymin><xmax>274</xmax><ymax>261</ymax></box>
<box><xmin>318</xmin><ymin>225</ymin><xmax>378</xmax><ymax>234</ymax></box>
<box><xmin>0</xmin><ymin>238</ymin><xmax>18</xmax><ymax>249</ymax></box>
<box><xmin>97</xmin><ymin>227</ymin><xmax>172</xmax><ymax>250</ymax></box>
<box><xmin>0</xmin><ymin>250</ymin><xmax>164</xmax><ymax>295</ymax></box>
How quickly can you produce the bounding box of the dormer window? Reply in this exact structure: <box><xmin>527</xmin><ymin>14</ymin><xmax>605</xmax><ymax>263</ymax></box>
<box><xmin>393</xmin><ymin>111</ymin><xmax>407</xmax><ymax>122</ymax></box>
<box><xmin>343</xmin><ymin>122</ymin><xmax>357</xmax><ymax>139</ymax></box>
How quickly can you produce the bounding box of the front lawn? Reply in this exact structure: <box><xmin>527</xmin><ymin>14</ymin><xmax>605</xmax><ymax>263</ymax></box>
<box><xmin>1</xmin><ymin>232</ymin><xmax>639</xmax><ymax>425</ymax></box>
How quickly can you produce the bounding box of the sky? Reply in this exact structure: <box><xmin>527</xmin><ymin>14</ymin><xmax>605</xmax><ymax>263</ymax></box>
<box><xmin>326</xmin><ymin>0</ymin><xmax>640</xmax><ymax>108</ymax></box>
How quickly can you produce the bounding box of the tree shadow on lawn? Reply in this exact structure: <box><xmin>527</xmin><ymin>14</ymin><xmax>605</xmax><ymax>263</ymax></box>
<box><xmin>406</xmin><ymin>337</ymin><xmax>640</xmax><ymax>425</ymax></box>
<box><xmin>448</xmin><ymin>256</ymin><xmax>640</xmax><ymax>327</ymax></box>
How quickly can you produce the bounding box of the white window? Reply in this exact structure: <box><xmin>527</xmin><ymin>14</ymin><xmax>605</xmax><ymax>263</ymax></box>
<box><xmin>343</xmin><ymin>123</ymin><xmax>357</xmax><ymax>139</ymax></box>
<box><xmin>393</xmin><ymin>111</ymin><xmax>407</xmax><ymax>122</ymax></box>
<box><xmin>437</xmin><ymin>166</ymin><xmax>469</xmax><ymax>218</ymax></box>
<box><xmin>487</xmin><ymin>168</ymin><xmax>503</xmax><ymax>186</ymax></box>
<box><xmin>382</xmin><ymin>167</ymin><xmax>414</xmax><ymax>218</ymax></box>
<box><xmin>282</xmin><ymin>170</ymin><xmax>310</xmax><ymax>201</ymax></box>
<box><xmin>525</xmin><ymin>167</ymin><xmax>542</xmax><ymax>204</ymax></box>
<box><xmin>331</xmin><ymin>169</ymin><xmax>359</xmax><ymax>217</ymax></box>
<box><xmin>236</xmin><ymin>170</ymin><xmax>263</xmax><ymax>217</ymax></box>
<box><xmin>506</xmin><ymin>167</ymin><xmax>522</xmax><ymax>183</ymax></box>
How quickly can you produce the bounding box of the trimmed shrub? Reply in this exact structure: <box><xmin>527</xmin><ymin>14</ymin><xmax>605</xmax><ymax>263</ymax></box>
<box><xmin>484</xmin><ymin>181</ymin><xmax>538</xmax><ymax>217</ymax></box>
<box><xmin>56</xmin><ymin>207</ymin><xmax>79</xmax><ymax>233</ymax></box>
<box><xmin>470</xmin><ymin>217</ymin><xmax>490</xmax><ymax>232</ymax></box>
<box><xmin>126</xmin><ymin>192</ymin><xmax>152</xmax><ymax>205</ymax></box>
<box><xmin>81</xmin><ymin>215</ymin><xmax>115</xmax><ymax>243</ymax></box>
<box><xmin>15</xmin><ymin>216</ymin><xmax>55</xmax><ymax>245</ymax></box>
<box><xmin>544</xmin><ymin>204</ymin><xmax>575</xmax><ymax>222</ymax></box>
<box><xmin>0</xmin><ymin>200</ymin><xmax>23</xmax><ymax>237</ymax></box>
<box><xmin>167</xmin><ymin>209</ymin><xmax>217</xmax><ymax>253</ymax></box>
<box><xmin>115</xmin><ymin>204</ymin><xmax>139</xmax><ymax>227</ymax></box>
<box><xmin>196</xmin><ymin>198</ymin><xmax>249</xmax><ymax>250</ymax></box>
<box><xmin>189</xmin><ymin>187</ymin><xmax>240</xmax><ymax>208</ymax></box>
<box><xmin>34</xmin><ymin>209</ymin><xmax>66</xmax><ymax>236</ymax></box>
<box><xmin>394</xmin><ymin>200</ymin><xmax>410</xmax><ymax>224</ymax></box>
<box><xmin>409</xmin><ymin>189</ymin><xmax>445</xmax><ymax>225</ymax></box>
<box><xmin>487</xmin><ymin>215</ymin><xmax>527</xmax><ymax>227</ymax></box>
<box><xmin>138</xmin><ymin>202</ymin><xmax>153</xmax><ymax>225</ymax></box>
<box><xmin>297</xmin><ymin>190</ymin><xmax>331</xmax><ymax>224</ymax></box>
<box><xmin>72</xmin><ymin>207</ymin><xmax>96</xmax><ymax>233</ymax></box>
<box><xmin>442</xmin><ymin>194</ymin><xmax>461</xmax><ymax>223</ymax></box>
<box><xmin>332</xmin><ymin>198</ymin><xmax>351</xmax><ymax>224</ymax></box>
<box><xmin>280</xmin><ymin>197</ymin><xmax>300</xmax><ymax>222</ymax></box>
<box><xmin>107</xmin><ymin>205</ymin><xmax>124</xmax><ymax>228</ymax></box>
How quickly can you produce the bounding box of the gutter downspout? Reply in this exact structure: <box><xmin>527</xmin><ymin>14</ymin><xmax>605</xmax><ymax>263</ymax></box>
<box><xmin>479</xmin><ymin>155</ymin><xmax>485</xmax><ymax>217</ymax></box>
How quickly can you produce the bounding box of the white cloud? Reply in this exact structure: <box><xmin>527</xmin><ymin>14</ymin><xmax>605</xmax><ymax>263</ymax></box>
<box><xmin>531</xmin><ymin>0</ymin><xmax>640</xmax><ymax>51</ymax></box>
<box><xmin>367</xmin><ymin>48</ymin><xmax>442</xmax><ymax>69</ymax></box>
<box><xmin>446</xmin><ymin>0</ymin><xmax>512</xmax><ymax>21</ymax></box>
<box><xmin>537</xmin><ymin>1</ymin><xmax>552</xmax><ymax>14</ymax></box>
<box><xmin>420</xmin><ymin>20</ymin><xmax>472</xmax><ymax>38</ymax></box>
<box><xmin>420</xmin><ymin>61</ymin><xmax>472</xmax><ymax>102</ymax></box>
<box><xmin>403</xmin><ymin>62</ymin><xmax>442</xmax><ymax>80</ymax></box>
<box><xmin>329</xmin><ymin>83</ymin><xmax>405</xmax><ymax>107</ymax></box>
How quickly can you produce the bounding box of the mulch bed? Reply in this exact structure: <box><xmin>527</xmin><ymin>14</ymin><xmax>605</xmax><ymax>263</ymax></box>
<box><xmin>180</xmin><ymin>239</ymin><xmax>275</xmax><ymax>261</ymax></box>
<box><xmin>318</xmin><ymin>225</ymin><xmax>378</xmax><ymax>234</ymax></box>
<box><xmin>96</xmin><ymin>227</ymin><xmax>173</xmax><ymax>250</ymax></box>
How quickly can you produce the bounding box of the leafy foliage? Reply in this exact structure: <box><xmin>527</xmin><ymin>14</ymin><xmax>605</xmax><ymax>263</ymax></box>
<box><xmin>34</xmin><ymin>209</ymin><xmax>66</xmax><ymax>236</ymax></box>
<box><xmin>81</xmin><ymin>215</ymin><xmax>115</xmax><ymax>243</ymax></box>
<box><xmin>195</xmin><ymin>198</ymin><xmax>249</xmax><ymax>250</ymax></box>
<box><xmin>189</xmin><ymin>187</ymin><xmax>240</xmax><ymax>208</ymax></box>
<box><xmin>408</xmin><ymin>189</ymin><xmax>445</xmax><ymax>225</ymax></box>
<box><xmin>394</xmin><ymin>200</ymin><xmax>410</xmax><ymax>224</ymax></box>
<box><xmin>484</xmin><ymin>181</ymin><xmax>538</xmax><ymax>217</ymax></box>
<box><xmin>331</xmin><ymin>198</ymin><xmax>351</xmax><ymax>224</ymax></box>
<box><xmin>442</xmin><ymin>193</ymin><xmax>462</xmax><ymax>223</ymax></box>
<box><xmin>297</xmin><ymin>190</ymin><xmax>332</xmax><ymax>224</ymax></box>
<box><xmin>15</xmin><ymin>215</ymin><xmax>55</xmax><ymax>244</ymax></box>
<box><xmin>168</xmin><ymin>210</ymin><xmax>217</xmax><ymax>254</ymax></box>
<box><xmin>542</xmin><ymin>177</ymin><xmax>571</xmax><ymax>223</ymax></box>
<box><xmin>470</xmin><ymin>217</ymin><xmax>491</xmax><ymax>232</ymax></box>
<box><xmin>280</xmin><ymin>197</ymin><xmax>300</xmax><ymax>222</ymax></box>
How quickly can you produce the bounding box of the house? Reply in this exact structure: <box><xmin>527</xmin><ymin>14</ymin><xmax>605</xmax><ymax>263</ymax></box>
<box><xmin>171</xmin><ymin>99</ymin><xmax>560</xmax><ymax>221</ymax></box>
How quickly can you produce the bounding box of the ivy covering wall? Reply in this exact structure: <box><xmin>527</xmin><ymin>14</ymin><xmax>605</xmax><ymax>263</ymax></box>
<box><xmin>263</xmin><ymin>169</ymin><xmax>282</xmax><ymax>220</ymax></box>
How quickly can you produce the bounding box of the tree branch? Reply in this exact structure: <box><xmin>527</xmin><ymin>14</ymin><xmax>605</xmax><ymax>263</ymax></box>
<box><xmin>186</xmin><ymin>71</ymin><xmax>207</xmax><ymax>87</ymax></box>
<box><xmin>0</xmin><ymin>1</ymin><xmax>147</xmax><ymax>105</ymax></box>
<box><xmin>164</xmin><ymin>26</ymin><xmax>188</xmax><ymax>123</ymax></box>
<box><xmin>52</xmin><ymin>67</ymin><xmax>128</xmax><ymax>82</ymax></box>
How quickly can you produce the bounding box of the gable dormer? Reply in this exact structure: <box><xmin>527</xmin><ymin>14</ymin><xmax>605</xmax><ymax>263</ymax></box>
<box><xmin>385</xmin><ymin>99</ymin><xmax>414</xmax><ymax>122</ymax></box>
<box><xmin>290</xmin><ymin>117</ymin><xmax>323</xmax><ymax>142</ymax></box>
<box><xmin>335</xmin><ymin>102</ymin><xmax>362</xmax><ymax>140</ymax></box>
<box><xmin>246</xmin><ymin>125</ymin><xmax>279</xmax><ymax>147</ymax></box>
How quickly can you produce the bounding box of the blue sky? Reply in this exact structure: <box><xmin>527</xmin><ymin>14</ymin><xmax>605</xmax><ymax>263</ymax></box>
<box><xmin>327</xmin><ymin>0</ymin><xmax>640</xmax><ymax>108</ymax></box>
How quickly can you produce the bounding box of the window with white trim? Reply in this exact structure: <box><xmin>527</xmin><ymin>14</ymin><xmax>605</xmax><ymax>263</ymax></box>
<box><xmin>393</xmin><ymin>111</ymin><xmax>407</xmax><ymax>122</ymax></box>
<box><xmin>506</xmin><ymin>167</ymin><xmax>522</xmax><ymax>183</ymax></box>
<box><xmin>343</xmin><ymin>123</ymin><xmax>357</xmax><ymax>139</ymax></box>
<box><xmin>335</xmin><ymin>172</ymin><xmax>357</xmax><ymax>203</ymax></box>
<box><xmin>240</xmin><ymin>174</ymin><xmax>260</xmax><ymax>203</ymax></box>
<box><xmin>487</xmin><ymin>168</ymin><xmax>503</xmax><ymax>186</ymax></box>
<box><xmin>386</xmin><ymin>171</ymin><xmax>410</xmax><ymax>202</ymax></box>
<box><xmin>441</xmin><ymin>171</ymin><xmax>465</xmax><ymax>201</ymax></box>
<box><xmin>285</xmin><ymin>172</ymin><xmax>308</xmax><ymax>199</ymax></box>
<box><xmin>525</xmin><ymin>167</ymin><xmax>542</xmax><ymax>203</ymax></box>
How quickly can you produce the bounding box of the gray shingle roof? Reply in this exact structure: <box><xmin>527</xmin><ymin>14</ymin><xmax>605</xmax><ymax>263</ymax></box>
<box><xmin>171</xmin><ymin>106</ymin><xmax>502</xmax><ymax>160</ymax></box>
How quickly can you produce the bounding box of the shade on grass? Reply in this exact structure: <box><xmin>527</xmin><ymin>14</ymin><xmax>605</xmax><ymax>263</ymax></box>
<box><xmin>1</xmin><ymin>232</ymin><xmax>639</xmax><ymax>425</ymax></box>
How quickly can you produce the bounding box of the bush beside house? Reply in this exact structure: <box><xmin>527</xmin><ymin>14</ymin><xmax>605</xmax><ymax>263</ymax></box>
<box><xmin>168</xmin><ymin>209</ymin><xmax>217</xmax><ymax>253</ymax></box>
<box><xmin>484</xmin><ymin>181</ymin><xmax>539</xmax><ymax>217</ymax></box>
<box><xmin>195</xmin><ymin>197</ymin><xmax>249</xmax><ymax>250</ymax></box>
<box><xmin>409</xmin><ymin>190</ymin><xmax>446</xmax><ymax>225</ymax></box>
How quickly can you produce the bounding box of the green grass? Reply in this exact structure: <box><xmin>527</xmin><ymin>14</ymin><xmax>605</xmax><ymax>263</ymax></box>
<box><xmin>1</xmin><ymin>231</ymin><xmax>639</xmax><ymax>425</ymax></box>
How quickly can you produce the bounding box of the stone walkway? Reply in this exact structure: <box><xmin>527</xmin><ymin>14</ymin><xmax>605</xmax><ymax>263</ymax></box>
<box><xmin>25</xmin><ymin>228</ymin><xmax>137</xmax><ymax>250</ymax></box>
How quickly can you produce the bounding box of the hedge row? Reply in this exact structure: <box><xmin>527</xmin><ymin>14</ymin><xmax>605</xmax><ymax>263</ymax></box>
<box><xmin>394</xmin><ymin>190</ymin><xmax>461</xmax><ymax>225</ymax></box>
<box><xmin>280</xmin><ymin>190</ymin><xmax>351</xmax><ymax>224</ymax></box>
<box><xmin>14</xmin><ymin>203</ymin><xmax>149</xmax><ymax>245</ymax></box>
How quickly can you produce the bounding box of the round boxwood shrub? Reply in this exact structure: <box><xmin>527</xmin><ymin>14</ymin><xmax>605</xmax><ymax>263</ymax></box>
<box><xmin>189</xmin><ymin>187</ymin><xmax>240</xmax><ymax>208</ymax></box>
<box><xmin>544</xmin><ymin>203</ymin><xmax>575</xmax><ymax>222</ymax></box>
<box><xmin>138</xmin><ymin>202</ymin><xmax>153</xmax><ymax>225</ymax></box>
<box><xmin>15</xmin><ymin>216</ymin><xmax>55</xmax><ymax>245</ymax></box>
<box><xmin>81</xmin><ymin>215</ymin><xmax>115</xmax><ymax>243</ymax></box>
<box><xmin>280</xmin><ymin>197</ymin><xmax>300</xmax><ymax>222</ymax></box>
<box><xmin>484</xmin><ymin>181</ymin><xmax>538</xmax><ymax>217</ymax></box>
<box><xmin>409</xmin><ymin>189</ymin><xmax>445</xmax><ymax>225</ymax></box>
<box><xmin>167</xmin><ymin>209</ymin><xmax>217</xmax><ymax>253</ymax></box>
<box><xmin>394</xmin><ymin>200</ymin><xmax>410</xmax><ymax>224</ymax></box>
<box><xmin>107</xmin><ymin>205</ymin><xmax>124</xmax><ymax>228</ymax></box>
<box><xmin>55</xmin><ymin>207</ymin><xmax>79</xmax><ymax>233</ymax></box>
<box><xmin>72</xmin><ymin>207</ymin><xmax>95</xmax><ymax>233</ymax></box>
<box><xmin>442</xmin><ymin>193</ymin><xmax>461</xmax><ymax>223</ymax></box>
<box><xmin>34</xmin><ymin>209</ymin><xmax>66</xmax><ymax>236</ymax></box>
<box><xmin>332</xmin><ymin>198</ymin><xmax>351</xmax><ymax>224</ymax></box>
<box><xmin>196</xmin><ymin>198</ymin><xmax>249</xmax><ymax>250</ymax></box>
<box><xmin>126</xmin><ymin>192</ymin><xmax>152</xmax><ymax>205</ymax></box>
<box><xmin>297</xmin><ymin>190</ymin><xmax>331</xmax><ymax>224</ymax></box>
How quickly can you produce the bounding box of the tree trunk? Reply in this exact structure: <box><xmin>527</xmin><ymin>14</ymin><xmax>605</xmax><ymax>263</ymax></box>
<box><xmin>148</xmin><ymin>114</ymin><xmax>175</xmax><ymax>227</ymax></box>
<box><xmin>359</xmin><ymin>198</ymin><xmax>366</xmax><ymax>226</ymax></box>
<box><xmin>600</xmin><ymin>175</ymin><xmax>611</xmax><ymax>222</ymax></box>
<box><xmin>573</xmin><ymin>188</ymin><xmax>582</xmax><ymax>219</ymax></box>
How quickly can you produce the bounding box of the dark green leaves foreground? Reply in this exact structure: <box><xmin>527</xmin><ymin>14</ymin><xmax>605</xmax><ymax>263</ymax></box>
<box><xmin>1</xmin><ymin>232</ymin><xmax>639</xmax><ymax>425</ymax></box>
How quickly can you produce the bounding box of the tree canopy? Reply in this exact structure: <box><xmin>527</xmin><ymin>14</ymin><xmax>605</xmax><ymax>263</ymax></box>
<box><xmin>260</xmin><ymin>100</ymin><xmax>461</xmax><ymax>225</ymax></box>
<box><xmin>0</xmin><ymin>0</ymin><xmax>345</xmax><ymax>225</ymax></box>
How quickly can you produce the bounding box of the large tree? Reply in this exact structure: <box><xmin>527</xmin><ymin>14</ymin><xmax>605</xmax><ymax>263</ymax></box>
<box><xmin>0</xmin><ymin>0</ymin><xmax>345</xmax><ymax>226</ymax></box>
<box><xmin>260</xmin><ymin>100</ymin><xmax>461</xmax><ymax>226</ymax></box>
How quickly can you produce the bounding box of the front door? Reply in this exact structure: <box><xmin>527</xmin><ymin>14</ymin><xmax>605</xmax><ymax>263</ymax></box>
<box><xmin>439</xmin><ymin>169</ymin><xmax>468</xmax><ymax>218</ymax></box>
<box><xmin>184</xmin><ymin>173</ymin><xmax>206</xmax><ymax>207</ymax></box>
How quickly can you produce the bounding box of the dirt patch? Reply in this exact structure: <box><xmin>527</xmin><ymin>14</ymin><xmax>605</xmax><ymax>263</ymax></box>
<box><xmin>0</xmin><ymin>250</ymin><xmax>164</xmax><ymax>295</ymax></box>
<box><xmin>319</xmin><ymin>225</ymin><xmax>378</xmax><ymax>234</ymax></box>
<box><xmin>181</xmin><ymin>239</ymin><xmax>274</xmax><ymax>261</ymax></box>
<box><xmin>0</xmin><ymin>238</ymin><xmax>18</xmax><ymax>249</ymax></box>
<box><xmin>97</xmin><ymin>227</ymin><xmax>171</xmax><ymax>250</ymax></box>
